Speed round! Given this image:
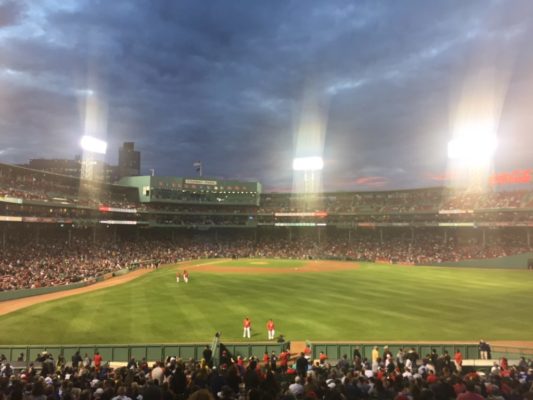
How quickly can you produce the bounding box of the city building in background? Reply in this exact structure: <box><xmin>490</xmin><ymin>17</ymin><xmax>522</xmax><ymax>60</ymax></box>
<box><xmin>26</xmin><ymin>157</ymin><xmax>82</xmax><ymax>177</ymax></box>
<box><xmin>118</xmin><ymin>142</ymin><xmax>141</xmax><ymax>178</ymax></box>
<box><xmin>18</xmin><ymin>142</ymin><xmax>138</xmax><ymax>183</ymax></box>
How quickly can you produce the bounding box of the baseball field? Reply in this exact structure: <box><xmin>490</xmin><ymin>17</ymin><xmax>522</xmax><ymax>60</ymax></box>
<box><xmin>0</xmin><ymin>259</ymin><xmax>532</xmax><ymax>345</ymax></box>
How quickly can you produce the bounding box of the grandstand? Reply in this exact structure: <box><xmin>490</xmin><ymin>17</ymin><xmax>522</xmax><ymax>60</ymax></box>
<box><xmin>1</xmin><ymin>162</ymin><xmax>532</xmax><ymax>263</ymax></box>
<box><xmin>1</xmin><ymin>163</ymin><xmax>533</xmax><ymax>398</ymax></box>
<box><xmin>1</xmin><ymin>162</ymin><xmax>532</xmax><ymax>261</ymax></box>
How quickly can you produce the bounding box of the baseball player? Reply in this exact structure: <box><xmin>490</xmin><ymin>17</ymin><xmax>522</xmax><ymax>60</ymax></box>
<box><xmin>266</xmin><ymin>319</ymin><xmax>275</xmax><ymax>340</ymax></box>
<box><xmin>243</xmin><ymin>317</ymin><xmax>251</xmax><ymax>338</ymax></box>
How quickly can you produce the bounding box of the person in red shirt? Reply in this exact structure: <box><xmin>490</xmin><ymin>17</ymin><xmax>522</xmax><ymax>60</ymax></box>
<box><xmin>237</xmin><ymin>355</ymin><xmax>244</xmax><ymax>367</ymax></box>
<box><xmin>183</xmin><ymin>270</ymin><xmax>189</xmax><ymax>283</ymax></box>
<box><xmin>279</xmin><ymin>349</ymin><xmax>289</xmax><ymax>371</ymax></box>
<box><xmin>427</xmin><ymin>370</ymin><xmax>438</xmax><ymax>384</ymax></box>
<box><xmin>500</xmin><ymin>357</ymin><xmax>508</xmax><ymax>371</ymax></box>
<box><xmin>454</xmin><ymin>350</ymin><xmax>463</xmax><ymax>373</ymax></box>
<box><xmin>263</xmin><ymin>351</ymin><xmax>270</xmax><ymax>367</ymax></box>
<box><xmin>457</xmin><ymin>382</ymin><xmax>484</xmax><ymax>400</ymax></box>
<box><xmin>93</xmin><ymin>352</ymin><xmax>102</xmax><ymax>371</ymax></box>
<box><xmin>266</xmin><ymin>319</ymin><xmax>275</xmax><ymax>340</ymax></box>
<box><xmin>304</xmin><ymin>344</ymin><xmax>312</xmax><ymax>360</ymax></box>
<box><xmin>243</xmin><ymin>317</ymin><xmax>251</xmax><ymax>338</ymax></box>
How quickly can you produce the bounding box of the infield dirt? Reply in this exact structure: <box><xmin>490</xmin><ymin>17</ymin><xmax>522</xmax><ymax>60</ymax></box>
<box><xmin>187</xmin><ymin>259</ymin><xmax>360</xmax><ymax>274</ymax></box>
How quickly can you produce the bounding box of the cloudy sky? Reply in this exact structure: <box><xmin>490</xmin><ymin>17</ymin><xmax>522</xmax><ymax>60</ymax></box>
<box><xmin>1</xmin><ymin>0</ymin><xmax>532</xmax><ymax>191</ymax></box>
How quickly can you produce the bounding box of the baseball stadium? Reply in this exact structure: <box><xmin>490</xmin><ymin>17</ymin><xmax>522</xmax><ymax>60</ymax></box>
<box><xmin>1</xmin><ymin>161</ymin><xmax>533</xmax><ymax>363</ymax></box>
<box><xmin>2</xmin><ymin>1</ymin><xmax>533</xmax><ymax>399</ymax></box>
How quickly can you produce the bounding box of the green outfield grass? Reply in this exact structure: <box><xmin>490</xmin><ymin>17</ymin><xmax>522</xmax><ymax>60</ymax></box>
<box><xmin>0</xmin><ymin>259</ymin><xmax>532</xmax><ymax>344</ymax></box>
<box><xmin>197</xmin><ymin>259</ymin><xmax>309</xmax><ymax>268</ymax></box>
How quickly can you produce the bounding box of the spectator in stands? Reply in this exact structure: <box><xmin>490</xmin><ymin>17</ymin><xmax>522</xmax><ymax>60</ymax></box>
<box><xmin>296</xmin><ymin>352</ymin><xmax>308</xmax><ymax>377</ymax></box>
<box><xmin>457</xmin><ymin>381</ymin><xmax>485</xmax><ymax>400</ymax></box>
<box><xmin>203</xmin><ymin>346</ymin><xmax>213</xmax><ymax>369</ymax></box>
<box><xmin>72</xmin><ymin>351</ymin><xmax>82</xmax><ymax>369</ymax></box>
<box><xmin>371</xmin><ymin>346</ymin><xmax>380</xmax><ymax>363</ymax></box>
<box><xmin>454</xmin><ymin>349</ymin><xmax>463</xmax><ymax>373</ymax></box>
<box><xmin>479</xmin><ymin>340</ymin><xmax>489</xmax><ymax>360</ymax></box>
<box><xmin>93</xmin><ymin>351</ymin><xmax>102</xmax><ymax>371</ymax></box>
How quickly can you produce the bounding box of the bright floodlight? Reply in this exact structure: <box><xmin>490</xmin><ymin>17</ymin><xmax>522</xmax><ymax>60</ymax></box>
<box><xmin>292</xmin><ymin>156</ymin><xmax>324</xmax><ymax>171</ymax></box>
<box><xmin>447</xmin><ymin>133</ymin><xmax>497</xmax><ymax>161</ymax></box>
<box><xmin>80</xmin><ymin>135</ymin><xmax>107</xmax><ymax>154</ymax></box>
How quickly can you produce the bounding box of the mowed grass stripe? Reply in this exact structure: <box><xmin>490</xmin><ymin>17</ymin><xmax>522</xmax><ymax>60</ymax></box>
<box><xmin>0</xmin><ymin>260</ymin><xmax>532</xmax><ymax>344</ymax></box>
<box><xmin>193</xmin><ymin>259</ymin><xmax>309</xmax><ymax>269</ymax></box>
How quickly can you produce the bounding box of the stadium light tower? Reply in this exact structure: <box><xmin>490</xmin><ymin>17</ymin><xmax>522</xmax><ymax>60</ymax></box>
<box><xmin>80</xmin><ymin>135</ymin><xmax>108</xmax><ymax>155</ymax></box>
<box><xmin>447</xmin><ymin>133</ymin><xmax>497</xmax><ymax>162</ymax></box>
<box><xmin>446</xmin><ymin>121</ymin><xmax>498</xmax><ymax>190</ymax></box>
<box><xmin>292</xmin><ymin>156</ymin><xmax>324</xmax><ymax>171</ymax></box>
<box><xmin>292</xmin><ymin>156</ymin><xmax>323</xmax><ymax>194</ymax></box>
<box><xmin>80</xmin><ymin>135</ymin><xmax>108</xmax><ymax>182</ymax></box>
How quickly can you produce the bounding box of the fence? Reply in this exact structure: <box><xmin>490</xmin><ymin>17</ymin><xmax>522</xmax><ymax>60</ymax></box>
<box><xmin>0</xmin><ymin>342</ymin><xmax>289</xmax><ymax>365</ymax></box>
<box><xmin>310</xmin><ymin>343</ymin><xmax>532</xmax><ymax>361</ymax></box>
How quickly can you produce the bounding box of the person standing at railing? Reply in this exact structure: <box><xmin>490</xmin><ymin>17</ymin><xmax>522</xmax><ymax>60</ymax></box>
<box><xmin>454</xmin><ymin>350</ymin><xmax>463</xmax><ymax>373</ymax></box>
<box><xmin>479</xmin><ymin>340</ymin><xmax>489</xmax><ymax>359</ymax></box>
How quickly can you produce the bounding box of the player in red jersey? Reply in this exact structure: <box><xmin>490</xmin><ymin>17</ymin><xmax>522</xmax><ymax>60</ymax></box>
<box><xmin>266</xmin><ymin>319</ymin><xmax>275</xmax><ymax>340</ymax></box>
<box><xmin>243</xmin><ymin>317</ymin><xmax>251</xmax><ymax>338</ymax></box>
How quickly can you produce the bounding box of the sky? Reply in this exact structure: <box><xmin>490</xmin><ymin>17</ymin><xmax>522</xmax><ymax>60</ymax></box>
<box><xmin>0</xmin><ymin>0</ymin><xmax>532</xmax><ymax>192</ymax></box>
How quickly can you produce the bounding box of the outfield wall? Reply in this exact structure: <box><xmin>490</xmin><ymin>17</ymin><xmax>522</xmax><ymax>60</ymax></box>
<box><xmin>311</xmin><ymin>343</ymin><xmax>533</xmax><ymax>361</ymax></box>
<box><xmin>2</xmin><ymin>342</ymin><xmax>531</xmax><ymax>365</ymax></box>
<box><xmin>430</xmin><ymin>252</ymin><xmax>533</xmax><ymax>269</ymax></box>
<box><xmin>0</xmin><ymin>268</ymin><xmax>131</xmax><ymax>302</ymax></box>
<box><xmin>0</xmin><ymin>343</ymin><xmax>289</xmax><ymax>364</ymax></box>
<box><xmin>312</xmin><ymin>343</ymin><xmax>480</xmax><ymax>360</ymax></box>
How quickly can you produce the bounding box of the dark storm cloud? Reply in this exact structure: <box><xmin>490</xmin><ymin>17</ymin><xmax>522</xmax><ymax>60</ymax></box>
<box><xmin>0</xmin><ymin>0</ymin><xmax>24</xmax><ymax>28</ymax></box>
<box><xmin>1</xmin><ymin>0</ymin><xmax>533</xmax><ymax>190</ymax></box>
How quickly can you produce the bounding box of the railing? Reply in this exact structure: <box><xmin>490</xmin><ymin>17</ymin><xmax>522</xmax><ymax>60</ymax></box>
<box><xmin>310</xmin><ymin>342</ymin><xmax>532</xmax><ymax>361</ymax></box>
<box><xmin>0</xmin><ymin>342</ymin><xmax>289</xmax><ymax>365</ymax></box>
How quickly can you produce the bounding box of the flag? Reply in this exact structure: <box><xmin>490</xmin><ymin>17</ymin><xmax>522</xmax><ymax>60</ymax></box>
<box><xmin>193</xmin><ymin>161</ymin><xmax>202</xmax><ymax>173</ymax></box>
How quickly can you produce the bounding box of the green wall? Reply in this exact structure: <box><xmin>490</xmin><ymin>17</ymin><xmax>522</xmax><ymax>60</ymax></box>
<box><xmin>0</xmin><ymin>269</ymin><xmax>131</xmax><ymax>302</ymax></box>
<box><xmin>431</xmin><ymin>252</ymin><xmax>533</xmax><ymax>269</ymax></box>
<box><xmin>311</xmin><ymin>343</ymin><xmax>481</xmax><ymax>360</ymax></box>
<box><xmin>0</xmin><ymin>282</ymin><xmax>89</xmax><ymax>302</ymax></box>
<box><xmin>0</xmin><ymin>343</ymin><xmax>288</xmax><ymax>364</ymax></box>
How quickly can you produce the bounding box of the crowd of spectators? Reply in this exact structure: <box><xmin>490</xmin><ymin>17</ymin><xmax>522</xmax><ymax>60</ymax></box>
<box><xmin>0</xmin><ymin>344</ymin><xmax>532</xmax><ymax>400</ymax></box>
<box><xmin>1</xmin><ymin>228</ymin><xmax>532</xmax><ymax>291</ymax></box>
<box><xmin>258</xmin><ymin>190</ymin><xmax>533</xmax><ymax>214</ymax></box>
<box><xmin>0</xmin><ymin>165</ymin><xmax>136</xmax><ymax>210</ymax></box>
<box><xmin>3</xmin><ymin>161</ymin><xmax>533</xmax><ymax>216</ymax></box>
<box><xmin>0</xmin><ymin>238</ymin><xmax>179</xmax><ymax>291</ymax></box>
